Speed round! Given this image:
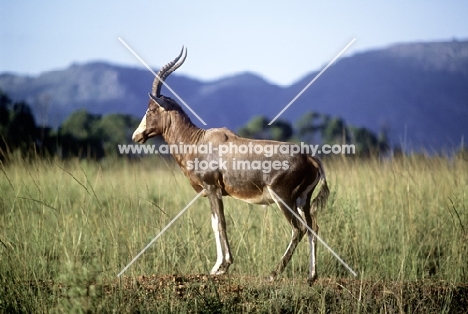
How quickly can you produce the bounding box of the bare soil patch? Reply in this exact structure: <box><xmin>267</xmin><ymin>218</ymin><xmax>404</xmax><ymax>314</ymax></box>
<box><xmin>93</xmin><ymin>274</ymin><xmax>468</xmax><ymax>313</ymax></box>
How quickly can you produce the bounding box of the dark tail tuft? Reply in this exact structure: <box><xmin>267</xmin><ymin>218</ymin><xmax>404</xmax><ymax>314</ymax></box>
<box><xmin>311</xmin><ymin>158</ymin><xmax>329</xmax><ymax>212</ymax></box>
<box><xmin>312</xmin><ymin>178</ymin><xmax>329</xmax><ymax>212</ymax></box>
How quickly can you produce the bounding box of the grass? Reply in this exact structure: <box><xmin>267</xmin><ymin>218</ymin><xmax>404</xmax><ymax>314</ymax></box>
<box><xmin>0</xmin><ymin>154</ymin><xmax>467</xmax><ymax>313</ymax></box>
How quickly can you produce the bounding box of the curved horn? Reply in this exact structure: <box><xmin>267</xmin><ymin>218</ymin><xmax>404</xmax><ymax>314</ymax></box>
<box><xmin>151</xmin><ymin>46</ymin><xmax>187</xmax><ymax>97</ymax></box>
<box><xmin>159</xmin><ymin>47</ymin><xmax>187</xmax><ymax>85</ymax></box>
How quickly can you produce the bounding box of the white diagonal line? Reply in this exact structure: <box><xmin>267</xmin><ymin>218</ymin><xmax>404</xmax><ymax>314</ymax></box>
<box><xmin>268</xmin><ymin>188</ymin><xmax>358</xmax><ymax>277</ymax></box>
<box><xmin>268</xmin><ymin>38</ymin><xmax>356</xmax><ymax>125</ymax></box>
<box><xmin>117</xmin><ymin>189</ymin><xmax>205</xmax><ymax>277</ymax></box>
<box><xmin>118</xmin><ymin>37</ymin><xmax>207</xmax><ymax>126</ymax></box>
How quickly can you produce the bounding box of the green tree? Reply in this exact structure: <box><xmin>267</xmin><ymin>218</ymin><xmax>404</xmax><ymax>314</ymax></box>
<box><xmin>0</xmin><ymin>89</ymin><xmax>39</xmax><ymax>157</ymax></box>
<box><xmin>295</xmin><ymin>110</ymin><xmax>390</xmax><ymax>157</ymax></box>
<box><xmin>97</xmin><ymin>114</ymin><xmax>140</xmax><ymax>156</ymax></box>
<box><xmin>59</xmin><ymin>109</ymin><xmax>101</xmax><ymax>141</ymax></box>
<box><xmin>58</xmin><ymin>110</ymin><xmax>141</xmax><ymax>158</ymax></box>
<box><xmin>322</xmin><ymin>116</ymin><xmax>349</xmax><ymax>144</ymax></box>
<box><xmin>9</xmin><ymin>102</ymin><xmax>38</xmax><ymax>147</ymax></box>
<box><xmin>295</xmin><ymin>111</ymin><xmax>323</xmax><ymax>143</ymax></box>
<box><xmin>348</xmin><ymin>126</ymin><xmax>380</xmax><ymax>156</ymax></box>
<box><xmin>238</xmin><ymin>115</ymin><xmax>293</xmax><ymax>141</ymax></box>
<box><xmin>0</xmin><ymin>90</ymin><xmax>11</xmax><ymax>150</ymax></box>
<box><xmin>58</xmin><ymin>110</ymin><xmax>104</xmax><ymax>158</ymax></box>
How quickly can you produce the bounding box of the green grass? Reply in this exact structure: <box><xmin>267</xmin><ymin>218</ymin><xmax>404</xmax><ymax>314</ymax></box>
<box><xmin>1</xmin><ymin>155</ymin><xmax>467</xmax><ymax>313</ymax></box>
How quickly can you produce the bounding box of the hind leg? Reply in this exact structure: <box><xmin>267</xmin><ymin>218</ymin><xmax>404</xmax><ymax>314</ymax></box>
<box><xmin>304</xmin><ymin>208</ymin><xmax>319</xmax><ymax>283</ymax></box>
<box><xmin>267</xmin><ymin>187</ymin><xmax>306</xmax><ymax>281</ymax></box>
<box><xmin>300</xmin><ymin>190</ymin><xmax>320</xmax><ymax>283</ymax></box>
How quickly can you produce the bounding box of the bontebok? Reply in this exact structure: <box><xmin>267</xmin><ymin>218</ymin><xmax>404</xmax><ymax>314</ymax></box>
<box><xmin>132</xmin><ymin>47</ymin><xmax>330</xmax><ymax>283</ymax></box>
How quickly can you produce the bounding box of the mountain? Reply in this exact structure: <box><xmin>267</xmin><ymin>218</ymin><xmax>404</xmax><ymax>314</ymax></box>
<box><xmin>1</xmin><ymin>39</ymin><xmax>467</xmax><ymax>151</ymax></box>
<box><xmin>281</xmin><ymin>40</ymin><xmax>468</xmax><ymax>151</ymax></box>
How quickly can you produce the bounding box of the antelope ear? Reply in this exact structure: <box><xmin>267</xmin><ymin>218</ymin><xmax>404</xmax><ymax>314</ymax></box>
<box><xmin>148</xmin><ymin>93</ymin><xmax>169</xmax><ymax>110</ymax></box>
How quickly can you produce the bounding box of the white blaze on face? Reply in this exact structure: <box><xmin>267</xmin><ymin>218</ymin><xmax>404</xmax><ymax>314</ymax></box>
<box><xmin>132</xmin><ymin>114</ymin><xmax>147</xmax><ymax>142</ymax></box>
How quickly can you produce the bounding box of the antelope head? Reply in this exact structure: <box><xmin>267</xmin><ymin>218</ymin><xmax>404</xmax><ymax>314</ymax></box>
<box><xmin>132</xmin><ymin>47</ymin><xmax>188</xmax><ymax>144</ymax></box>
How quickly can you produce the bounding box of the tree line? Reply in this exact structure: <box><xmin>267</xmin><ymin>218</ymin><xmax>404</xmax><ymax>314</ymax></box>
<box><xmin>0</xmin><ymin>89</ymin><xmax>139</xmax><ymax>160</ymax></box>
<box><xmin>0</xmin><ymin>89</ymin><xmax>389</xmax><ymax>161</ymax></box>
<box><xmin>238</xmin><ymin>113</ymin><xmax>389</xmax><ymax>156</ymax></box>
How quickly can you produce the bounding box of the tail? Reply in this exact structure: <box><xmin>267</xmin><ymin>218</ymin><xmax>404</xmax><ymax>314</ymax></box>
<box><xmin>311</xmin><ymin>157</ymin><xmax>330</xmax><ymax>212</ymax></box>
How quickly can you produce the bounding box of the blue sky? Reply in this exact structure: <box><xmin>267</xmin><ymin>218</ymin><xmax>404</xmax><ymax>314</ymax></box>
<box><xmin>1</xmin><ymin>1</ymin><xmax>467</xmax><ymax>85</ymax></box>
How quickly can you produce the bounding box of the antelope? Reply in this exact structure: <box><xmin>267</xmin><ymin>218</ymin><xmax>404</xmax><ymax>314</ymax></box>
<box><xmin>132</xmin><ymin>47</ymin><xmax>329</xmax><ymax>283</ymax></box>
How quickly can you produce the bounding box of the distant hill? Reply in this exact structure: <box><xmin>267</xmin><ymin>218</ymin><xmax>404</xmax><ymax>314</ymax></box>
<box><xmin>281</xmin><ymin>40</ymin><xmax>468</xmax><ymax>151</ymax></box>
<box><xmin>1</xmin><ymin>39</ymin><xmax>467</xmax><ymax>151</ymax></box>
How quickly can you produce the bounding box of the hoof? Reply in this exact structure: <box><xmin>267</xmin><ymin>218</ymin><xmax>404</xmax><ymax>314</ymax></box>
<box><xmin>210</xmin><ymin>263</ymin><xmax>231</xmax><ymax>276</ymax></box>
<box><xmin>307</xmin><ymin>274</ymin><xmax>318</xmax><ymax>285</ymax></box>
<box><xmin>265</xmin><ymin>271</ymin><xmax>277</xmax><ymax>282</ymax></box>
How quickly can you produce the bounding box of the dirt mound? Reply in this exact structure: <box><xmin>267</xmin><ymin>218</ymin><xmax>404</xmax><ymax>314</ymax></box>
<box><xmin>109</xmin><ymin>274</ymin><xmax>468</xmax><ymax>313</ymax></box>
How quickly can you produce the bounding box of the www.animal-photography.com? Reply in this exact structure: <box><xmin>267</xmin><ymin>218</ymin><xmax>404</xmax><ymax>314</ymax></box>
<box><xmin>1</xmin><ymin>1</ymin><xmax>467</xmax><ymax>313</ymax></box>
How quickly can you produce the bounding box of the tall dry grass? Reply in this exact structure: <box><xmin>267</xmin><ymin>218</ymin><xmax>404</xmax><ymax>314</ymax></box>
<box><xmin>0</xmin><ymin>154</ymin><xmax>466</xmax><ymax>312</ymax></box>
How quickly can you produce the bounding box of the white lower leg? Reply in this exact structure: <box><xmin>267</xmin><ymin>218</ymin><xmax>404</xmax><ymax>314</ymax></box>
<box><xmin>210</xmin><ymin>213</ymin><xmax>225</xmax><ymax>274</ymax></box>
<box><xmin>281</xmin><ymin>230</ymin><xmax>295</xmax><ymax>259</ymax></box>
<box><xmin>308</xmin><ymin>232</ymin><xmax>317</xmax><ymax>278</ymax></box>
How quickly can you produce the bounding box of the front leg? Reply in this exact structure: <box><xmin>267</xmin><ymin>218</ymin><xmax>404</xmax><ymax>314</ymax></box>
<box><xmin>205</xmin><ymin>184</ymin><xmax>233</xmax><ymax>275</ymax></box>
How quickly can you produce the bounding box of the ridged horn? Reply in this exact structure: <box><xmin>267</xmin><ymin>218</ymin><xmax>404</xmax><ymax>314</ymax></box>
<box><xmin>151</xmin><ymin>46</ymin><xmax>187</xmax><ymax>97</ymax></box>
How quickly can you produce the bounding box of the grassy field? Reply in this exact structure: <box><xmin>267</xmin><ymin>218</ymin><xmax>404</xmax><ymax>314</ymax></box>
<box><xmin>1</xmin><ymin>154</ymin><xmax>467</xmax><ymax>313</ymax></box>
